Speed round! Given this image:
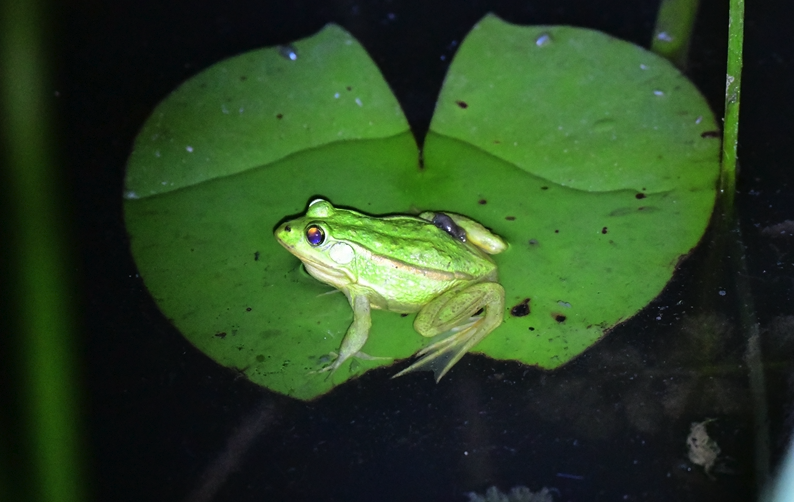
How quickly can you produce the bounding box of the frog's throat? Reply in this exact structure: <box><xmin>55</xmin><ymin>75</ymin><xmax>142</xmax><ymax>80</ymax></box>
<box><xmin>303</xmin><ymin>260</ymin><xmax>351</xmax><ymax>288</ymax></box>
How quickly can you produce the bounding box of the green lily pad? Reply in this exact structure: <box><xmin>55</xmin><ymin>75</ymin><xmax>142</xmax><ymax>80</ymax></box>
<box><xmin>124</xmin><ymin>15</ymin><xmax>720</xmax><ymax>401</ymax></box>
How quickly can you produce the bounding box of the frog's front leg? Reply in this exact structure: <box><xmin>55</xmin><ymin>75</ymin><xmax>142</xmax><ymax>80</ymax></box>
<box><xmin>394</xmin><ymin>282</ymin><xmax>505</xmax><ymax>381</ymax></box>
<box><xmin>318</xmin><ymin>292</ymin><xmax>389</xmax><ymax>376</ymax></box>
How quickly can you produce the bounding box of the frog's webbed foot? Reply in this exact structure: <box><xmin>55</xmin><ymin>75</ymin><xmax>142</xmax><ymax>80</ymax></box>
<box><xmin>394</xmin><ymin>282</ymin><xmax>504</xmax><ymax>381</ymax></box>
<box><xmin>392</xmin><ymin>318</ymin><xmax>484</xmax><ymax>381</ymax></box>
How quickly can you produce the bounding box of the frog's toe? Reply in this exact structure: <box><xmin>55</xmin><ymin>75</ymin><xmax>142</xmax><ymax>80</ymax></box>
<box><xmin>393</xmin><ymin>319</ymin><xmax>486</xmax><ymax>382</ymax></box>
<box><xmin>311</xmin><ymin>351</ymin><xmax>391</xmax><ymax>378</ymax></box>
<box><xmin>308</xmin><ymin>351</ymin><xmax>340</xmax><ymax>375</ymax></box>
<box><xmin>352</xmin><ymin>351</ymin><xmax>392</xmax><ymax>362</ymax></box>
<box><xmin>315</xmin><ymin>358</ymin><xmax>348</xmax><ymax>381</ymax></box>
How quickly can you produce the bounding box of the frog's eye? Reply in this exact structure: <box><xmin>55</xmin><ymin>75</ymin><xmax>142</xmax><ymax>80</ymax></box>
<box><xmin>305</xmin><ymin>225</ymin><xmax>325</xmax><ymax>246</ymax></box>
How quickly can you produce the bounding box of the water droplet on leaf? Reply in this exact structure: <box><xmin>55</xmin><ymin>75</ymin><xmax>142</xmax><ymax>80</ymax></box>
<box><xmin>535</xmin><ymin>33</ymin><xmax>552</xmax><ymax>47</ymax></box>
<box><xmin>278</xmin><ymin>45</ymin><xmax>298</xmax><ymax>61</ymax></box>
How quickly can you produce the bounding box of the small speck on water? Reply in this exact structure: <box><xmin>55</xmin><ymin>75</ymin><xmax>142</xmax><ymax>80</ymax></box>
<box><xmin>653</xmin><ymin>90</ymin><xmax>664</xmax><ymax>96</ymax></box>
<box><xmin>186</xmin><ymin>146</ymin><xmax>194</xmax><ymax>152</ymax></box>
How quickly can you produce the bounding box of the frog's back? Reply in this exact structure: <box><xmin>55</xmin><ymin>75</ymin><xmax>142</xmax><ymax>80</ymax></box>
<box><xmin>331</xmin><ymin>214</ymin><xmax>495</xmax><ymax>278</ymax></box>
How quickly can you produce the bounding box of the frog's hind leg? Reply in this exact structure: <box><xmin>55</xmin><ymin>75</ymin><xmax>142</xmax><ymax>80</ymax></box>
<box><xmin>393</xmin><ymin>282</ymin><xmax>504</xmax><ymax>382</ymax></box>
<box><xmin>419</xmin><ymin>211</ymin><xmax>507</xmax><ymax>254</ymax></box>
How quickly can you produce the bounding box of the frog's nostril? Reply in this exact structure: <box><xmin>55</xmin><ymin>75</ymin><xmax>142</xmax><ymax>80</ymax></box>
<box><xmin>284</xmin><ymin>225</ymin><xmax>292</xmax><ymax>232</ymax></box>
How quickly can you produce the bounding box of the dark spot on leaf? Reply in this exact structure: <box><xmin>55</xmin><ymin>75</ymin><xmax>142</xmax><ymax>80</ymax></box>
<box><xmin>528</xmin><ymin>239</ymin><xmax>539</xmax><ymax>246</ymax></box>
<box><xmin>256</xmin><ymin>355</ymin><xmax>265</xmax><ymax>362</ymax></box>
<box><xmin>456</xmin><ymin>100</ymin><xmax>468</xmax><ymax>109</ymax></box>
<box><xmin>493</xmin><ymin>140</ymin><xmax>501</xmax><ymax>144</ymax></box>
<box><xmin>240</xmin><ymin>75</ymin><xmax>247</xmax><ymax>81</ymax></box>
<box><xmin>276</xmin><ymin>113</ymin><xmax>283</xmax><ymax>119</ymax></box>
<box><xmin>246</xmin><ymin>307</ymin><xmax>252</xmax><ymax>312</ymax></box>
<box><xmin>505</xmin><ymin>216</ymin><xmax>515</xmax><ymax>221</ymax></box>
<box><xmin>553</xmin><ymin>314</ymin><xmax>567</xmax><ymax>323</ymax></box>
<box><xmin>635</xmin><ymin>193</ymin><xmax>646</xmax><ymax>199</ymax></box>
<box><xmin>541</xmin><ymin>186</ymin><xmax>549</xmax><ymax>190</ymax></box>
<box><xmin>346</xmin><ymin>86</ymin><xmax>352</xmax><ymax>91</ymax></box>
<box><xmin>254</xmin><ymin>251</ymin><xmax>260</xmax><ymax>261</ymax></box>
<box><xmin>701</xmin><ymin>130</ymin><xmax>720</xmax><ymax>138</ymax></box>
<box><xmin>400</xmin><ymin>313</ymin><xmax>409</xmax><ymax>317</ymax></box>
<box><xmin>215</xmin><ymin>332</ymin><xmax>227</xmax><ymax>339</ymax></box>
<box><xmin>637</xmin><ymin>207</ymin><xmax>646</xmax><ymax>211</ymax></box>
<box><xmin>601</xmin><ymin>227</ymin><xmax>608</xmax><ymax>234</ymax></box>
<box><xmin>478</xmin><ymin>199</ymin><xmax>487</xmax><ymax>205</ymax></box>
<box><xmin>528</xmin><ymin>327</ymin><xmax>535</xmax><ymax>331</ymax></box>
<box><xmin>510</xmin><ymin>298</ymin><xmax>530</xmax><ymax>317</ymax></box>
<box><xmin>554</xmin><ymin>229</ymin><xmax>559</xmax><ymax>233</ymax></box>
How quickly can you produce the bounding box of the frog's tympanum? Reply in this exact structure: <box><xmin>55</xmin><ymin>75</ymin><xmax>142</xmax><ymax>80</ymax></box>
<box><xmin>274</xmin><ymin>199</ymin><xmax>507</xmax><ymax>381</ymax></box>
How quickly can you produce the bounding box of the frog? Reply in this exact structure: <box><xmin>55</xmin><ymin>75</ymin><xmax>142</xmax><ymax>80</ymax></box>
<box><xmin>274</xmin><ymin>199</ymin><xmax>507</xmax><ymax>381</ymax></box>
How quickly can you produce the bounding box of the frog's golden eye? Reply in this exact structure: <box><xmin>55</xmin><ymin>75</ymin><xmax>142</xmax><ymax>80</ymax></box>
<box><xmin>305</xmin><ymin>225</ymin><xmax>325</xmax><ymax>246</ymax></box>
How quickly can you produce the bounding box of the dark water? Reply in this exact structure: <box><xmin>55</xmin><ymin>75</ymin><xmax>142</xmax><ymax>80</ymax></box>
<box><xmin>57</xmin><ymin>0</ymin><xmax>794</xmax><ymax>500</ymax></box>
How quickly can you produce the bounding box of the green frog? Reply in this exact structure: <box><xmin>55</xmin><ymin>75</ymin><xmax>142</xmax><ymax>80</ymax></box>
<box><xmin>274</xmin><ymin>199</ymin><xmax>507</xmax><ymax>381</ymax></box>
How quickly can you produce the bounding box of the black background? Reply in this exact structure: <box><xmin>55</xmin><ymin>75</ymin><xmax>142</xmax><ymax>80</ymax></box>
<box><xmin>50</xmin><ymin>0</ymin><xmax>794</xmax><ymax>500</ymax></box>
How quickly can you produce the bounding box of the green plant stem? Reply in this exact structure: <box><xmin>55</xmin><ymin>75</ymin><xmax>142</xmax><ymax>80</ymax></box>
<box><xmin>651</xmin><ymin>0</ymin><xmax>701</xmax><ymax>69</ymax></box>
<box><xmin>0</xmin><ymin>0</ymin><xmax>88</xmax><ymax>501</ymax></box>
<box><xmin>720</xmin><ymin>0</ymin><xmax>744</xmax><ymax>207</ymax></box>
<box><xmin>717</xmin><ymin>0</ymin><xmax>769</xmax><ymax>492</ymax></box>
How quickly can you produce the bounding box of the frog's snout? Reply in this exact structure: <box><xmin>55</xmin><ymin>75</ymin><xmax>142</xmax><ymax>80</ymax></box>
<box><xmin>275</xmin><ymin>223</ymin><xmax>296</xmax><ymax>249</ymax></box>
<box><xmin>274</xmin><ymin>223</ymin><xmax>292</xmax><ymax>237</ymax></box>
